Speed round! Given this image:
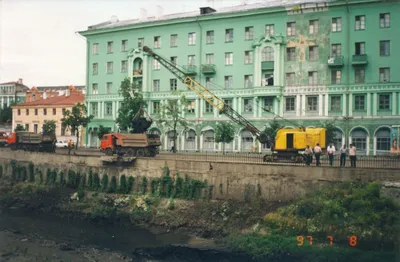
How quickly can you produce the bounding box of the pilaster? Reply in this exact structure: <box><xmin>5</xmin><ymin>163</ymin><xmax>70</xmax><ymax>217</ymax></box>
<box><xmin>324</xmin><ymin>94</ymin><xmax>329</xmax><ymax>116</ymax></box>
<box><xmin>392</xmin><ymin>92</ymin><xmax>396</xmax><ymax>115</ymax></box>
<box><xmin>372</xmin><ymin>93</ymin><xmax>377</xmax><ymax>116</ymax></box>
<box><xmin>301</xmin><ymin>95</ymin><xmax>306</xmax><ymax>116</ymax></box>
<box><xmin>253</xmin><ymin>97</ymin><xmax>258</xmax><ymax>117</ymax></box>
<box><xmin>318</xmin><ymin>94</ymin><xmax>323</xmax><ymax>116</ymax></box>
<box><xmin>342</xmin><ymin>95</ymin><xmax>347</xmax><ymax>117</ymax></box>
<box><xmin>348</xmin><ymin>93</ymin><xmax>353</xmax><ymax>116</ymax></box>
<box><xmin>367</xmin><ymin>93</ymin><xmax>371</xmax><ymax>116</ymax></box>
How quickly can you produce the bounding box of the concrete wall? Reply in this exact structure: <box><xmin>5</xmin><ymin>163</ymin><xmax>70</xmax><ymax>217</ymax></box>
<box><xmin>1</xmin><ymin>148</ymin><xmax>399</xmax><ymax>201</ymax></box>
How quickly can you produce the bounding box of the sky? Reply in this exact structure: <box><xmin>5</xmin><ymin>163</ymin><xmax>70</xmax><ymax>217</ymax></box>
<box><xmin>0</xmin><ymin>0</ymin><xmax>252</xmax><ymax>87</ymax></box>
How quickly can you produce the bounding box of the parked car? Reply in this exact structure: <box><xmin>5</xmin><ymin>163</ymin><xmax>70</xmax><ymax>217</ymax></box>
<box><xmin>55</xmin><ymin>140</ymin><xmax>68</xmax><ymax>148</ymax></box>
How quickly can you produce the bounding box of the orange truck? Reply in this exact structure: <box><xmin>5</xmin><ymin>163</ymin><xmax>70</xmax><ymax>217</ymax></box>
<box><xmin>100</xmin><ymin>133</ymin><xmax>161</xmax><ymax>157</ymax></box>
<box><xmin>7</xmin><ymin>131</ymin><xmax>56</xmax><ymax>152</ymax></box>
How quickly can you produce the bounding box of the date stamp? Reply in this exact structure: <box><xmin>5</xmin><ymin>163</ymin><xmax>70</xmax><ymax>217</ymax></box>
<box><xmin>297</xmin><ymin>235</ymin><xmax>357</xmax><ymax>247</ymax></box>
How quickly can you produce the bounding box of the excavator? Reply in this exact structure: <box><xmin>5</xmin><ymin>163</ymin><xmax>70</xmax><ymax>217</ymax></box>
<box><xmin>142</xmin><ymin>46</ymin><xmax>326</xmax><ymax>162</ymax></box>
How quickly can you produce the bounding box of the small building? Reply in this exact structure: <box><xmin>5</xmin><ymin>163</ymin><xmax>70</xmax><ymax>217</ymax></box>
<box><xmin>0</xmin><ymin>78</ymin><xmax>29</xmax><ymax>109</ymax></box>
<box><xmin>11</xmin><ymin>87</ymin><xmax>85</xmax><ymax>146</ymax></box>
<box><xmin>25</xmin><ymin>85</ymin><xmax>85</xmax><ymax>103</ymax></box>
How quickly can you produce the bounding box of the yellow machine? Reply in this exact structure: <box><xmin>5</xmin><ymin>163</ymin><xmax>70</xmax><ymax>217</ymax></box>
<box><xmin>274</xmin><ymin>127</ymin><xmax>326</xmax><ymax>154</ymax></box>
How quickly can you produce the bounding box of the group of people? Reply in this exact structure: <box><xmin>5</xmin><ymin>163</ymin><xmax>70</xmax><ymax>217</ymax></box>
<box><xmin>303</xmin><ymin>143</ymin><xmax>357</xmax><ymax>168</ymax></box>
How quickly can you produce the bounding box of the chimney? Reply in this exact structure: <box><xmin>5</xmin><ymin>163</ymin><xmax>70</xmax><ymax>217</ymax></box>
<box><xmin>156</xmin><ymin>5</ymin><xmax>163</xmax><ymax>19</ymax></box>
<box><xmin>140</xmin><ymin>8</ymin><xmax>147</xmax><ymax>21</ymax></box>
<box><xmin>43</xmin><ymin>92</ymin><xmax>47</xmax><ymax>99</ymax></box>
<box><xmin>65</xmin><ymin>89</ymin><xmax>70</xmax><ymax>97</ymax></box>
<box><xmin>17</xmin><ymin>78</ymin><xmax>23</xmax><ymax>84</ymax></box>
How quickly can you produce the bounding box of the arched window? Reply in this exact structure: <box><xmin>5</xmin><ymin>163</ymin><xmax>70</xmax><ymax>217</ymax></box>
<box><xmin>241</xmin><ymin>130</ymin><xmax>253</xmax><ymax>151</ymax></box>
<box><xmin>185</xmin><ymin>129</ymin><xmax>196</xmax><ymax>150</ymax></box>
<box><xmin>261</xmin><ymin>47</ymin><xmax>274</xmax><ymax>62</ymax></box>
<box><xmin>351</xmin><ymin>128</ymin><xmax>368</xmax><ymax>155</ymax></box>
<box><xmin>376</xmin><ymin>128</ymin><xmax>390</xmax><ymax>154</ymax></box>
<box><xmin>203</xmin><ymin>130</ymin><xmax>215</xmax><ymax>150</ymax></box>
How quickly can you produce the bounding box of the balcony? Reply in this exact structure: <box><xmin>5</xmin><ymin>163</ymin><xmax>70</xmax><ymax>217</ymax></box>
<box><xmin>133</xmin><ymin>69</ymin><xmax>142</xmax><ymax>77</ymax></box>
<box><xmin>181</xmin><ymin>65</ymin><xmax>197</xmax><ymax>75</ymax></box>
<box><xmin>261</xmin><ymin>61</ymin><xmax>274</xmax><ymax>70</ymax></box>
<box><xmin>327</xmin><ymin>56</ymin><xmax>344</xmax><ymax>67</ymax></box>
<box><xmin>201</xmin><ymin>64</ymin><xmax>216</xmax><ymax>74</ymax></box>
<box><xmin>352</xmin><ymin>54</ymin><xmax>368</xmax><ymax>66</ymax></box>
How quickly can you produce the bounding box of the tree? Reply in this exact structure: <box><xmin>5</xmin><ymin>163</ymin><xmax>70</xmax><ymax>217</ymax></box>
<box><xmin>215</xmin><ymin>122</ymin><xmax>235</xmax><ymax>154</ymax></box>
<box><xmin>61</xmin><ymin>103</ymin><xmax>94</xmax><ymax>150</ymax></box>
<box><xmin>0</xmin><ymin>106</ymin><xmax>12</xmax><ymax>123</ymax></box>
<box><xmin>14</xmin><ymin>124</ymin><xmax>25</xmax><ymax>132</ymax></box>
<box><xmin>261</xmin><ymin>119</ymin><xmax>282</xmax><ymax>147</ymax></box>
<box><xmin>97</xmin><ymin>125</ymin><xmax>111</xmax><ymax>140</ymax></box>
<box><xmin>321</xmin><ymin>120</ymin><xmax>337</xmax><ymax>146</ymax></box>
<box><xmin>116</xmin><ymin>78</ymin><xmax>146</xmax><ymax>132</ymax></box>
<box><xmin>42</xmin><ymin>120</ymin><xmax>56</xmax><ymax>134</ymax></box>
<box><xmin>157</xmin><ymin>92</ymin><xmax>189</xmax><ymax>153</ymax></box>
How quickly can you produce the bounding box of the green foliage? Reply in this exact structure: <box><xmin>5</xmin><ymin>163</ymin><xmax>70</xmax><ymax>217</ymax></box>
<box><xmin>0</xmin><ymin>106</ymin><xmax>12</xmax><ymax>123</ymax></box>
<box><xmin>93</xmin><ymin>173</ymin><xmax>100</xmax><ymax>191</ymax></box>
<box><xmin>119</xmin><ymin>175</ymin><xmax>128</xmax><ymax>194</ymax></box>
<box><xmin>28</xmin><ymin>162</ymin><xmax>34</xmax><ymax>182</ymax></box>
<box><xmin>141</xmin><ymin>177</ymin><xmax>148</xmax><ymax>194</ymax></box>
<box><xmin>58</xmin><ymin>172</ymin><xmax>65</xmax><ymax>186</ymax></box>
<box><xmin>321</xmin><ymin>120</ymin><xmax>337</xmax><ymax>146</ymax></box>
<box><xmin>21</xmin><ymin>166</ymin><xmax>27</xmax><ymax>181</ymax></box>
<box><xmin>173</xmin><ymin>175</ymin><xmax>183</xmax><ymax>198</ymax></box>
<box><xmin>45</xmin><ymin>169</ymin><xmax>57</xmax><ymax>185</ymax></box>
<box><xmin>67</xmin><ymin>170</ymin><xmax>77</xmax><ymax>189</ymax></box>
<box><xmin>61</xmin><ymin>102</ymin><xmax>94</xmax><ymax>149</ymax></box>
<box><xmin>0</xmin><ymin>165</ymin><xmax>2</xmax><ymax>179</ymax></box>
<box><xmin>78</xmin><ymin>173</ymin><xmax>86</xmax><ymax>190</ymax></box>
<box><xmin>10</xmin><ymin>160</ymin><xmax>17</xmax><ymax>181</ymax></box>
<box><xmin>150</xmin><ymin>178</ymin><xmax>160</xmax><ymax>195</ymax></box>
<box><xmin>14</xmin><ymin>124</ymin><xmax>25</xmax><ymax>132</ymax></box>
<box><xmin>177</xmin><ymin>174</ymin><xmax>206</xmax><ymax>200</ymax></box>
<box><xmin>263</xmin><ymin>182</ymin><xmax>399</xmax><ymax>250</ymax></box>
<box><xmin>116</xmin><ymin>78</ymin><xmax>146</xmax><ymax>131</ymax></box>
<box><xmin>108</xmin><ymin>176</ymin><xmax>117</xmax><ymax>193</ymax></box>
<box><xmin>127</xmin><ymin>176</ymin><xmax>134</xmax><ymax>193</ymax></box>
<box><xmin>87</xmin><ymin>170</ymin><xmax>93</xmax><ymax>190</ymax></box>
<box><xmin>157</xmin><ymin>93</ymin><xmax>189</xmax><ymax>153</ymax></box>
<box><xmin>35</xmin><ymin>168</ymin><xmax>43</xmax><ymax>184</ymax></box>
<box><xmin>214</xmin><ymin>122</ymin><xmax>235</xmax><ymax>152</ymax></box>
<box><xmin>97</xmin><ymin>125</ymin><xmax>111</xmax><ymax>140</ymax></box>
<box><xmin>261</xmin><ymin>119</ymin><xmax>282</xmax><ymax>144</ymax></box>
<box><xmin>100</xmin><ymin>174</ymin><xmax>108</xmax><ymax>192</ymax></box>
<box><xmin>42</xmin><ymin>120</ymin><xmax>56</xmax><ymax>134</ymax></box>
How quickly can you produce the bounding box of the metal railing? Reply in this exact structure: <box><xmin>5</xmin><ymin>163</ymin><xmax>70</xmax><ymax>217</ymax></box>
<box><xmin>157</xmin><ymin>151</ymin><xmax>400</xmax><ymax>169</ymax></box>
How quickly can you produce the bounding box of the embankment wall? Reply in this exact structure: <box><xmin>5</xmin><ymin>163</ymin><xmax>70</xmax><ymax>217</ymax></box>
<box><xmin>0</xmin><ymin>149</ymin><xmax>399</xmax><ymax>201</ymax></box>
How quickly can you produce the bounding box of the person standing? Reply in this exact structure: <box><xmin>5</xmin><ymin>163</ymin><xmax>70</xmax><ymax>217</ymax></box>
<box><xmin>349</xmin><ymin>144</ymin><xmax>357</xmax><ymax>168</ymax></box>
<box><xmin>314</xmin><ymin>143</ymin><xmax>322</xmax><ymax>167</ymax></box>
<box><xmin>304</xmin><ymin>145</ymin><xmax>312</xmax><ymax>166</ymax></box>
<box><xmin>339</xmin><ymin>144</ymin><xmax>347</xmax><ymax>167</ymax></box>
<box><xmin>68</xmin><ymin>140</ymin><xmax>73</xmax><ymax>155</ymax></box>
<box><xmin>327</xmin><ymin>143</ymin><xmax>336</xmax><ymax>167</ymax></box>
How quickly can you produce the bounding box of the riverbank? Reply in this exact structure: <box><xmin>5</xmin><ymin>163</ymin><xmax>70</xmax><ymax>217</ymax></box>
<box><xmin>1</xmin><ymin>168</ymin><xmax>399</xmax><ymax>261</ymax></box>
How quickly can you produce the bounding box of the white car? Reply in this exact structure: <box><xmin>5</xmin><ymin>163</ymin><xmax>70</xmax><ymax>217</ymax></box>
<box><xmin>56</xmin><ymin>141</ymin><xmax>68</xmax><ymax>148</ymax></box>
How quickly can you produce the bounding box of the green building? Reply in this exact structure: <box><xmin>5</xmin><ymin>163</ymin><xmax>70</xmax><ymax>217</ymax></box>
<box><xmin>79</xmin><ymin>0</ymin><xmax>399</xmax><ymax>155</ymax></box>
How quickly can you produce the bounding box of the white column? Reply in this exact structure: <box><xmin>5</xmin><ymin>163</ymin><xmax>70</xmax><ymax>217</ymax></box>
<box><xmin>112</xmin><ymin>101</ymin><xmax>116</xmax><ymax>118</ymax></box>
<box><xmin>372</xmin><ymin>93</ymin><xmax>377</xmax><ymax>116</ymax></box>
<box><xmin>7</xmin><ymin>96</ymin><xmax>10</xmax><ymax>107</ymax></box>
<box><xmin>200</xmin><ymin>134</ymin><xmax>203</xmax><ymax>151</ymax></box>
<box><xmin>164</xmin><ymin>135</ymin><xmax>168</xmax><ymax>151</ymax></box>
<box><xmin>279</xmin><ymin>97</ymin><xmax>284</xmax><ymax>117</ymax></box>
<box><xmin>324</xmin><ymin>94</ymin><xmax>329</xmax><ymax>116</ymax></box>
<box><xmin>200</xmin><ymin>100</ymin><xmax>204</xmax><ymax>118</ymax></box>
<box><xmin>258</xmin><ymin>142</ymin><xmax>262</xmax><ymax>153</ymax></box>
<box><xmin>195</xmin><ymin>135</ymin><xmax>198</xmax><ymax>151</ymax></box>
<box><xmin>254</xmin><ymin>46</ymin><xmax>261</xmax><ymax>86</ymax></box>
<box><xmin>392</xmin><ymin>92</ymin><xmax>396</xmax><ymax>115</ymax></box>
<box><xmin>181</xmin><ymin>135</ymin><xmax>185</xmax><ymax>151</ymax></box>
<box><xmin>295</xmin><ymin>95</ymin><xmax>300</xmax><ymax>117</ymax></box>
<box><xmin>366</xmin><ymin>136</ymin><xmax>370</xmax><ymax>156</ymax></box>
<box><xmin>233</xmin><ymin>97</ymin><xmax>237</xmax><ymax>112</ymax></box>
<box><xmin>237</xmin><ymin>97</ymin><xmax>242</xmax><ymax>114</ymax></box>
<box><xmin>143</xmin><ymin>55</ymin><xmax>149</xmax><ymax>92</ymax></box>
<box><xmin>301</xmin><ymin>95</ymin><xmax>306</xmax><ymax>116</ymax></box>
<box><xmin>318</xmin><ymin>94</ymin><xmax>323</xmax><ymax>116</ymax></box>
<box><xmin>258</xmin><ymin>98</ymin><xmax>262</xmax><ymax>117</ymax></box>
<box><xmin>195</xmin><ymin>98</ymin><xmax>200</xmax><ymax>118</ymax></box>
<box><xmin>348</xmin><ymin>93</ymin><xmax>353</xmax><ymax>116</ymax></box>
<box><xmin>238</xmin><ymin>135</ymin><xmax>242</xmax><ymax>152</ymax></box>
<box><xmin>373</xmin><ymin>136</ymin><xmax>377</xmax><ymax>156</ymax></box>
<box><xmin>213</xmin><ymin>103</ymin><xmax>218</xmax><ymax>118</ymax></box>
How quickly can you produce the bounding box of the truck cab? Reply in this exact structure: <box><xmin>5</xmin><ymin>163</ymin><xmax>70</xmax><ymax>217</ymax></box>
<box><xmin>100</xmin><ymin>134</ymin><xmax>117</xmax><ymax>155</ymax></box>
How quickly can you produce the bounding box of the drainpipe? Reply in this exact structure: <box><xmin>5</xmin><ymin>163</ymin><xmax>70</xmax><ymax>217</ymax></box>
<box><xmin>196</xmin><ymin>16</ymin><xmax>203</xmax><ymax>151</ymax></box>
<box><xmin>344</xmin><ymin>0</ymin><xmax>350</xmax><ymax>146</ymax></box>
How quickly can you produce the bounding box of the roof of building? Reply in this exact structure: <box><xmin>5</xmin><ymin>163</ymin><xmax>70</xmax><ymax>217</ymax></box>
<box><xmin>0</xmin><ymin>81</ymin><xmax>29</xmax><ymax>89</ymax></box>
<box><xmin>33</xmin><ymin>85</ymin><xmax>85</xmax><ymax>91</ymax></box>
<box><xmin>12</xmin><ymin>93</ymin><xmax>84</xmax><ymax>108</ymax></box>
<box><xmin>85</xmin><ymin>0</ymin><xmax>336</xmax><ymax>31</ymax></box>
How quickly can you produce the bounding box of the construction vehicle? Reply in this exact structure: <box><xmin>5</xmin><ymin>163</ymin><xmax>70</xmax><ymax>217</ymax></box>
<box><xmin>143</xmin><ymin>46</ymin><xmax>326</xmax><ymax>162</ymax></box>
<box><xmin>100</xmin><ymin>133</ymin><xmax>161</xmax><ymax>157</ymax></box>
<box><xmin>0</xmin><ymin>132</ymin><xmax>8</xmax><ymax>147</ymax></box>
<box><xmin>7</xmin><ymin>131</ymin><xmax>57</xmax><ymax>152</ymax></box>
<box><xmin>100</xmin><ymin>107</ymin><xmax>161</xmax><ymax>158</ymax></box>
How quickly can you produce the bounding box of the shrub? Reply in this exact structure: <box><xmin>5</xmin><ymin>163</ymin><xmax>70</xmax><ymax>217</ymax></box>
<box><xmin>21</xmin><ymin>166</ymin><xmax>27</xmax><ymax>182</ymax></box>
<box><xmin>141</xmin><ymin>177</ymin><xmax>148</xmax><ymax>194</ymax></box>
<box><xmin>119</xmin><ymin>175</ymin><xmax>127</xmax><ymax>194</ymax></box>
<box><xmin>127</xmin><ymin>176</ymin><xmax>134</xmax><ymax>193</ymax></box>
<box><xmin>100</xmin><ymin>174</ymin><xmax>108</xmax><ymax>192</ymax></box>
<box><xmin>67</xmin><ymin>170</ymin><xmax>76</xmax><ymax>188</ymax></box>
<box><xmin>28</xmin><ymin>162</ymin><xmax>34</xmax><ymax>182</ymax></box>
<box><xmin>58</xmin><ymin>171</ymin><xmax>65</xmax><ymax>186</ymax></box>
<box><xmin>93</xmin><ymin>173</ymin><xmax>100</xmax><ymax>191</ymax></box>
<box><xmin>87</xmin><ymin>170</ymin><xmax>93</xmax><ymax>190</ymax></box>
<box><xmin>108</xmin><ymin>176</ymin><xmax>117</xmax><ymax>193</ymax></box>
<box><xmin>173</xmin><ymin>175</ymin><xmax>183</xmax><ymax>198</ymax></box>
<box><xmin>75</xmin><ymin>172</ymin><xmax>81</xmax><ymax>189</ymax></box>
<box><xmin>0</xmin><ymin>165</ymin><xmax>3</xmax><ymax>179</ymax></box>
<box><xmin>46</xmin><ymin>169</ymin><xmax>52</xmax><ymax>185</ymax></box>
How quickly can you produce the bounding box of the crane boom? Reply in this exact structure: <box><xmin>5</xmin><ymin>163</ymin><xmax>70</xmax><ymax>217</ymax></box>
<box><xmin>143</xmin><ymin>46</ymin><xmax>270</xmax><ymax>144</ymax></box>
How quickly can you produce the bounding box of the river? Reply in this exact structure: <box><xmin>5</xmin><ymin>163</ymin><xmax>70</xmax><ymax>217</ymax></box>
<box><xmin>0</xmin><ymin>208</ymin><xmax>253</xmax><ymax>262</ymax></box>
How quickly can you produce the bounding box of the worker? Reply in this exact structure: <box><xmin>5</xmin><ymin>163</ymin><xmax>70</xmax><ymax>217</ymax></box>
<box><xmin>349</xmin><ymin>144</ymin><xmax>357</xmax><ymax>168</ymax></box>
<box><xmin>304</xmin><ymin>145</ymin><xmax>312</xmax><ymax>166</ymax></box>
<box><xmin>327</xmin><ymin>143</ymin><xmax>336</xmax><ymax>167</ymax></box>
<box><xmin>68</xmin><ymin>140</ymin><xmax>73</xmax><ymax>155</ymax></box>
<box><xmin>313</xmin><ymin>143</ymin><xmax>322</xmax><ymax>167</ymax></box>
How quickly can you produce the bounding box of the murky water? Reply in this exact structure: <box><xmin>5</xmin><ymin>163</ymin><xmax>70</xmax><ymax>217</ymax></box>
<box><xmin>0</xmin><ymin>209</ymin><xmax>253</xmax><ymax>261</ymax></box>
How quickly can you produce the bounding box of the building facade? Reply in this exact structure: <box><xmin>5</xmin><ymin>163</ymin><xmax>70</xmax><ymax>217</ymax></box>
<box><xmin>0</xmin><ymin>79</ymin><xmax>29</xmax><ymax>109</ymax></box>
<box><xmin>79</xmin><ymin>0</ymin><xmax>400</xmax><ymax>155</ymax></box>
<box><xmin>11</xmin><ymin>87</ymin><xmax>85</xmax><ymax>145</ymax></box>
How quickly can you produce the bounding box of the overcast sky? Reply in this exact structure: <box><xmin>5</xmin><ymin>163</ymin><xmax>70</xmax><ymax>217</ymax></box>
<box><xmin>0</xmin><ymin>0</ymin><xmax>251</xmax><ymax>87</ymax></box>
